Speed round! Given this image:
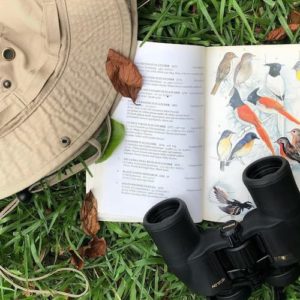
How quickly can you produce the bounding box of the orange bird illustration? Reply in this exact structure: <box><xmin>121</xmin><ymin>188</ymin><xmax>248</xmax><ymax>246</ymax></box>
<box><xmin>228</xmin><ymin>88</ymin><xmax>275</xmax><ymax>155</ymax></box>
<box><xmin>247</xmin><ymin>88</ymin><xmax>300</xmax><ymax>125</ymax></box>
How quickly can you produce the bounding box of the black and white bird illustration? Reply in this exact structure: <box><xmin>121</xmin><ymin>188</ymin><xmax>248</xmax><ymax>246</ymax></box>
<box><xmin>212</xmin><ymin>186</ymin><xmax>254</xmax><ymax>216</ymax></box>
<box><xmin>265</xmin><ymin>63</ymin><xmax>285</xmax><ymax>101</ymax></box>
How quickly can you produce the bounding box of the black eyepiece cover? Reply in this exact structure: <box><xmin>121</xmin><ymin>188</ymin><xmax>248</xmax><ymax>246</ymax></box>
<box><xmin>143</xmin><ymin>198</ymin><xmax>200</xmax><ymax>278</ymax></box>
<box><xmin>243</xmin><ymin>156</ymin><xmax>300</xmax><ymax>219</ymax></box>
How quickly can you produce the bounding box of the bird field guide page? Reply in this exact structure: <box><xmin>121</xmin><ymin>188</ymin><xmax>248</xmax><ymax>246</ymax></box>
<box><xmin>86</xmin><ymin>42</ymin><xmax>300</xmax><ymax>223</ymax></box>
<box><xmin>204</xmin><ymin>44</ymin><xmax>300</xmax><ymax>222</ymax></box>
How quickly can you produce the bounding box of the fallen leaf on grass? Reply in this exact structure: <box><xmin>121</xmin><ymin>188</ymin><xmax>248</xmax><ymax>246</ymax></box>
<box><xmin>80</xmin><ymin>191</ymin><xmax>100</xmax><ymax>236</ymax></box>
<box><xmin>106</xmin><ymin>49</ymin><xmax>143</xmax><ymax>103</ymax></box>
<box><xmin>84</xmin><ymin>237</ymin><xmax>107</xmax><ymax>258</ymax></box>
<box><xmin>70</xmin><ymin>237</ymin><xmax>107</xmax><ymax>270</ymax></box>
<box><xmin>290</xmin><ymin>10</ymin><xmax>300</xmax><ymax>24</ymax></box>
<box><xmin>266</xmin><ymin>24</ymin><xmax>300</xmax><ymax>41</ymax></box>
<box><xmin>70</xmin><ymin>249</ymin><xmax>85</xmax><ymax>270</ymax></box>
<box><xmin>72</xmin><ymin>191</ymin><xmax>107</xmax><ymax>269</ymax></box>
<box><xmin>266</xmin><ymin>10</ymin><xmax>300</xmax><ymax>41</ymax></box>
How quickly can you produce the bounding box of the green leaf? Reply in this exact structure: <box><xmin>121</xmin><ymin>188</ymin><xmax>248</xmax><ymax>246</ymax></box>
<box><xmin>96</xmin><ymin>119</ymin><xmax>125</xmax><ymax>163</ymax></box>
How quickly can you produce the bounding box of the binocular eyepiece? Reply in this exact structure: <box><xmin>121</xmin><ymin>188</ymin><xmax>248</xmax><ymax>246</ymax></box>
<box><xmin>243</xmin><ymin>156</ymin><xmax>300</xmax><ymax>219</ymax></box>
<box><xmin>143</xmin><ymin>156</ymin><xmax>300</xmax><ymax>299</ymax></box>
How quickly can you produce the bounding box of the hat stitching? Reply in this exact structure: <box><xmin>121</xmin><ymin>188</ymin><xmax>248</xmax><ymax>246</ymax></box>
<box><xmin>0</xmin><ymin>0</ymin><xmax>71</xmax><ymax>138</ymax></box>
<box><xmin>0</xmin><ymin>0</ymin><xmax>133</xmax><ymax>199</ymax></box>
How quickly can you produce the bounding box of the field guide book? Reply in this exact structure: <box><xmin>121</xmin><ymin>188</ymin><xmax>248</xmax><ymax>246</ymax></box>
<box><xmin>86</xmin><ymin>41</ymin><xmax>300</xmax><ymax>223</ymax></box>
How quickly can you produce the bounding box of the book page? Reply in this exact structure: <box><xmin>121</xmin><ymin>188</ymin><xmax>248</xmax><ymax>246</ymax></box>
<box><xmin>203</xmin><ymin>44</ymin><xmax>300</xmax><ymax>222</ymax></box>
<box><xmin>87</xmin><ymin>42</ymin><xmax>205</xmax><ymax>222</ymax></box>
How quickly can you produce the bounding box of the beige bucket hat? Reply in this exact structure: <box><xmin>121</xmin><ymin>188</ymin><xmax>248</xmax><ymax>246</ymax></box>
<box><xmin>0</xmin><ymin>0</ymin><xmax>137</xmax><ymax>199</ymax></box>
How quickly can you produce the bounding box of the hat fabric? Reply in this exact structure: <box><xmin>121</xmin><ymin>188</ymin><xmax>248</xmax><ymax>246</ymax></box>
<box><xmin>0</xmin><ymin>0</ymin><xmax>136</xmax><ymax>199</ymax></box>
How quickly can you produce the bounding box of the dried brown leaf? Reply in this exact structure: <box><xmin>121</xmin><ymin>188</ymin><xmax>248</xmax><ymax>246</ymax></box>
<box><xmin>80</xmin><ymin>191</ymin><xmax>100</xmax><ymax>236</ymax></box>
<box><xmin>69</xmin><ymin>237</ymin><xmax>107</xmax><ymax>269</ymax></box>
<box><xmin>84</xmin><ymin>237</ymin><xmax>107</xmax><ymax>258</ymax></box>
<box><xmin>106</xmin><ymin>49</ymin><xmax>143</xmax><ymax>103</ymax></box>
<box><xmin>266</xmin><ymin>24</ymin><xmax>300</xmax><ymax>41</ymax></box>
<box><xmin>289</xmin><ymin>10</ymin><xmax>300</xmax><ymax>24</ymax></box>
<box><xmin>70</xmin><ymin>249</ymin><xmax>85</xmax><ymax>270</ymax></box>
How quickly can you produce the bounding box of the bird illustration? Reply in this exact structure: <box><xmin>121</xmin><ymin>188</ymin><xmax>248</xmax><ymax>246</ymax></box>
<box><xmin>233</xmin><ymin>53</ymin><xmax>255</xmax><ymax>87</ymax></box>
<box><xmin>265</xmin><ymin>63</ymin><xmax>285</xmax><ymax>101</ymax></box>
<box><xmin>228</xmin><ymin>88</ymin><xmax>275</xmax><ymax>155</ymax></box>
<box><xmin>212</xmin><ymin>186</ymin><xmax>254</xmax><ymax>216</ymax></box>
<box><xmin>276</xmin><ymin>137</ymin><xmax>300</xmax><ymax>163</ymax></box>
<box><xmin>289</xmin><ymin>128</ymin><xmax>300</xmax><ymax>152</ymax></box>
<box><xmin>293</xmin><ymin>61</ymin><xmax>300</xmax><ymax>81</ymax></box>
<box><xmin>276</xmin><ymin>138</ymin><xmax>288</xmax><ymax>159</ymax></box>
<box><xmin>247</xmin><ymin>88</ymin><xmax>300</xmax><ymax>125</ymax></box>
<box><xmin>217</xmin><ymin>130</ymin><xmax>235</xmax><ymax>171</ymax></box>
<box><xmin>227</xmin><ymin>132</ymin><xmax>259</xmax><ymax>165</ymax></box>
<box><xmin>211</xmin><ymin>52</ymin><xmax>237</xmax><ymax>95</ymax></box>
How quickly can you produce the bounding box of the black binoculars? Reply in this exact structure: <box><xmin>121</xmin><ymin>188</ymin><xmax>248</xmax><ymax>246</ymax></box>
<box><xmin>143</xmin><ymin>156</ymin><xmax>300</xmax><ymax>300</ymax></box>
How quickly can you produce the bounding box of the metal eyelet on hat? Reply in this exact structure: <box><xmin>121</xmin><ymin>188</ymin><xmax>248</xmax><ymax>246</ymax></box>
<box><xmin>2</xmin><ymin>48</ymin><xmax>16</xmax><ymax>61</ymax></box>
<box><xmin>3</xmin><ymin>80</ymin><xmax>12</xmax><ymax>89</ymax></box>
<box><xmin>60</xmin><ymin>136</ymin><xmax>71</xmax><ymax>147</ymax></box>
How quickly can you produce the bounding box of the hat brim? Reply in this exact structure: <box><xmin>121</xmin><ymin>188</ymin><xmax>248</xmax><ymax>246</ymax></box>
<box><xmin>0</xmin><ymin>0</ymin><xmax>137</xmax><ymax>199</ymax></box>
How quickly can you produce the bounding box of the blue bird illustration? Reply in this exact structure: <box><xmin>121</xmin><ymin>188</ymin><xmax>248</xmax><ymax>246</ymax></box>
<box><xmin>217</xmin><ymin>130</ymin><xmax>235</xmax><ymax>171</ymax></box>
<box><xmin>227</xmin><ymin>132</ymin><xmax>259</xmax><ymax>165</ymax></box>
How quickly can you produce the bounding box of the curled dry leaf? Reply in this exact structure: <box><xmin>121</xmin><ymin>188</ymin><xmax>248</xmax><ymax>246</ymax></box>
<box><xmin>84</xmin><ymin>237</ymin><xmax>107</xmax><ymax>258</ymax></box>
<box><xmin>266</xmin><ymin>10</ymin><xmax>300</xmax><ymax>41</ymax></box>
<box><xmin>289</xmin><ymin>10</ymin><xmax>300</xmax><ymax>24</ymax></box>
<box><xmin>70</xmin><ymin>237</ymin><xmax>107</xmax><ymax>270</ymax></box>
<box><xmin>80</xmin><ymin>191</ymin><xmax>100</xmax><ymax>236</ymax></box>
<box><xmin>266</xmin><ymin>24</ymin><xmax>300</xmax><ymax>41</ymax></box>
<box><xmin>106</xmin><ymin>49</ymin><xmax>143</xmax><ymax>103</ymax></box>
<box><xmin>70</xmin><ymin>249</ymin><xmax>85</xmax><ymax>270</ymax></box>
<box><xmin>72</xmin><ymin>192</ymin><xmax>107</xmax><ymax>269</ymax></box>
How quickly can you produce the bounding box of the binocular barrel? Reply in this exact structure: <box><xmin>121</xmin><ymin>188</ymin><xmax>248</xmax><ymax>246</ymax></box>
<box><xmin>143</xmin><ymin>198</ymin><xmax>200</xmax><ymax>268</ymax></box>
<box><xmin>243</xmin><ymin>156</ymin><xmax>300</xmax><ymax>219</ymax></box>
<box><xmin>144</xmin><ymin>157</ymin><xmax>300</xmax><ymax>299</ymax></box>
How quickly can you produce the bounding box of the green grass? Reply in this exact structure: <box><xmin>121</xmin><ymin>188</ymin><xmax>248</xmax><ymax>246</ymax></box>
<box><xmin>1</xmin><ymin>0</ymin><xmax>300</xmax><ymax>299</ymax></box>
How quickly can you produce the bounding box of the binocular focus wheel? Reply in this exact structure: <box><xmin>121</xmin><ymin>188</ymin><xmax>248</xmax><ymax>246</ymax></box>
<box><xmin>266</xmin><ymin>265</ymin><xmax>300</xmax><ymax>287</ymax></box>
<box><xmin>215</xmin><ymin>287</ymin><xmax>252</xmax><ymax>300</ymax></box>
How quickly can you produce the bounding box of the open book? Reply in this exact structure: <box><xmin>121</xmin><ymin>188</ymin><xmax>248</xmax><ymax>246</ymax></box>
<box><xmin>87</xmin><ymin>41</ymin><xmax>300</xmax><ymax>222</ymax></box>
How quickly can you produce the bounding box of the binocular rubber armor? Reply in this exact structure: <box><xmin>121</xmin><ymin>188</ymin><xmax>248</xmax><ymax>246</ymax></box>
<box><xmin>143</xmin><ymin>156</ymin><xmax>300</xmax><ymax>300</ymax></box>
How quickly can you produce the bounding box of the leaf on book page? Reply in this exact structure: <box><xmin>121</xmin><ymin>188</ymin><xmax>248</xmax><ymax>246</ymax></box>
<box><xmin>80</xmin><ymin>191</ymin><xmax>100</xmax><ymax>236</ymax></box>
<box><xmin>96</xmin><ymin>119</ymin><xmax>125</xmax><ymax>164</ymax></box>
<box><xmin>106</xmin><ymin>49</ymin><xmax>143</xmax><ymax>103</ymax></box>
<box><xmin>266</xmin><ymin>24</ymin><xmax>300</xmax><ymax>41</ymax></box>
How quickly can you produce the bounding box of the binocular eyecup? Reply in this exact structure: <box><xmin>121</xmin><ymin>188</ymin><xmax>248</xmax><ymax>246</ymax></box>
<box><xmin>243</xmin><ymin>156</ymin><xmax>300</xmax><ymax>219</ymax></box>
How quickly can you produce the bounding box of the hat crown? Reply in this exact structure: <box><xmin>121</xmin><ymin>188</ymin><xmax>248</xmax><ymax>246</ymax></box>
<box><xmin>0</xmin><ymin>0</ymin><xmax>60</xmax><ymax>131</ymax></box>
